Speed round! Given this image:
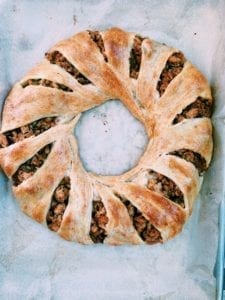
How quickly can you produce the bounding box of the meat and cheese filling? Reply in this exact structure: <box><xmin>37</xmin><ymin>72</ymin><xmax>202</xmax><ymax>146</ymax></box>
<box><xmin>129</xmin><ymin>35</ymin><xmax>145</xmax><ymax>79</ymax></box>
<box><xmin>173</xmin><ymin>97</ymin><xmax>212</xmax><ymax>124</ymax></box>
<box><xmin>21</xmin><ymin>78</ymin><xmax>73</xmax><ymax>92</ymax></box>
<box><xmin>46</xmin><ymin>51</ymin><xmax>92</xmax><ymax>85</ymax></box>
<box><xmin>157</xmin><ymin>52</ymin><xmax>185</xmax><ymax>96</ymax></box>
<box><xmin>12</xmin><ymin>143</ymin><xmax>53</xmax><ymax>186</ymax></box>
<box><xmin>89</xmin><ymin>200</ymin><xmax>109</xmax><ymax>243</ymax></box>
<box><xmin>147</xmin><ymin>170</ymin><xmax>184</xmax><ymax>207</ymax></box>
<box><xmin>88</xmin><ymin>30</ymin><xmax>108</xmax><ymax>62</ymax></box>
<box><xmin>0</xmin><ymin>117</ymin><xmax>57</xmax><ymax>148</ymax></box>
<box><xmin>46</xmin><ymin>177</ymin><xmax>71</xmax><ymax>232</ymax></box>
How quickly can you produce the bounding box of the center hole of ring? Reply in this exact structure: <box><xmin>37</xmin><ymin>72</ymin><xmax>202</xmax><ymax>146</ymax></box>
<box><xmin>74</xmin><ymin>100</ymin><xmax>149</xmax><ymax>176</ymax></box>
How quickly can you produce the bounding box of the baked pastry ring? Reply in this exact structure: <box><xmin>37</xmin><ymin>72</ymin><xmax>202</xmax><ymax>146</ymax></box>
<box><xmin>0</xmin><ymin>28</ymin><xmax>213</xmax><ymax>245</ymax></box>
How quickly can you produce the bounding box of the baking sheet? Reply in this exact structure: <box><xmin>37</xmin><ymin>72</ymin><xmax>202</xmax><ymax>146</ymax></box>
<box><xmin>0</xmin><ymin>0</ymin><xmax>225</xmax><ymax>299</ymax></box>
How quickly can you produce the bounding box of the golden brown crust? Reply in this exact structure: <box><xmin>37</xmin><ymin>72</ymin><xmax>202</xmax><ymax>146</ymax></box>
<box><xmin>0</xmin><ymin>27</ymin><xmax>213</xmax><ymax>244</ymax></box>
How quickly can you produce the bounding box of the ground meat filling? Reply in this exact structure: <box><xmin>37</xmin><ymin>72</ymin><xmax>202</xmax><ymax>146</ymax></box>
<box><xmin>45</xmin><ymin>51</ymin><xmax>92</xmax><ymax>85</ymax></box>
<box><xmin>0</xmin><ymin>117</ymin><xmax>57</xmax><ymax>149</ymax></box>
<box><xmin>129</xmin><ymin>35</ymin><xmax>145</xmax><ymax>79</ymax></box>
<box><xmin>88</xmin><ymin>30</ymin><xmax>108</xmax><ymax>62</ymax></box>
<box><xmin>90</xmin><ymin>200</ymin><xmax>108</xmax><ymax>243</ymax></box>
<box><xmin>115</xmin><ymin>194</ymin><xmax>162</xmax><ymax>244</ymax></box>
<box><xmin>168</xmin><ymin>149</ymin><xmax>207</xmax><ymax>175</ymax></box>
<box><xmin>12</xmin><ymin>143</ymin><xmax>53</xmax><ymax>186</ymax></box>
<box><xmin>147</xmin><ymin>170</ymin><xmax>184</xmax><ymax>207</ymax></box>
<box><xmin>46</xmin><ymin>176</ymin><xmax>71</xmax><ymax>232</ymax></box>
<box><xmin>157</xmin><ymin>52</ymin><xmax>185</xmax><ymax>96</ymax></box>
<box><xmin>173</xmin><ymin>97</ymin><xmax>212</xmax><ymax>124</ymax></box>
<box><xmin>21</xmin><ymin>78</ymin><xmax>73</xmax><ymax>92</ymax></box>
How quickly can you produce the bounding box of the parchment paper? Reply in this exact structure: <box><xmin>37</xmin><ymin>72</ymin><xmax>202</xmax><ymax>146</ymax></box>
<box><xmin>0</xmin><ymin>0</ymin><xmax>225</xmax><ymax>299</ymax></box>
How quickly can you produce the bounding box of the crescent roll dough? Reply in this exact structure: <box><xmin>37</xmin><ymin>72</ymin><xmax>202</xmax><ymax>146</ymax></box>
<box><xmin>0</xmin><ymin>28</ymin><xmax>213</xmax><ymax>245</ymax></box>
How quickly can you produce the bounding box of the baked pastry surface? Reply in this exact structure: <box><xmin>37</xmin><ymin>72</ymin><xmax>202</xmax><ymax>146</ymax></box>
<box><xmin>0</xmin><ymin>28</ymin><xmax>213</xmax><ymax>245</ymax></box>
